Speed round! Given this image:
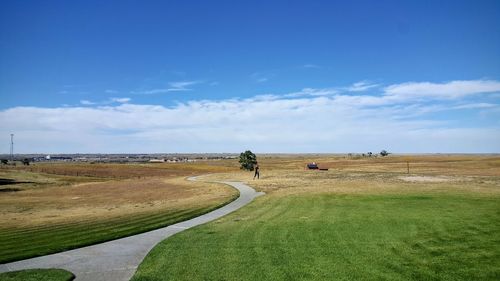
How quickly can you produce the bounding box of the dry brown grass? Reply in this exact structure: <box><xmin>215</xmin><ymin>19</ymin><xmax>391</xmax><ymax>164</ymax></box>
<box><xmin>3</xmin><ymin>161</ymin><xmax>237</xmax><ymax>179</ymax></box>
<box><xmin>1</xmin><ymin>177</ymin><xmax>237</xmax><ymax>228</ymax></box>
<box><xmin>0</xmin><ymin>162</ymin><xmax>238</xmax><ymax>230</ymax></box>
<box><xmin>203</xmin><ymin>155</ymin><xmax>500</xmax><ymax>197</ymax></box>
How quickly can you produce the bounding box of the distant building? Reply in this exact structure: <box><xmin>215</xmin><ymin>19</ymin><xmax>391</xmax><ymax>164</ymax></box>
<box><xmin>149</xmin><ymin>159</ymin><xmax>165</xmax><ymax>163</ymax></box>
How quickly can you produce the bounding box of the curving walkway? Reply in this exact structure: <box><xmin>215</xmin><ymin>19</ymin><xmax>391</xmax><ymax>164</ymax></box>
<box><xmin>0</xmin><ymin>177</ymin><xmax>264</xmax><ymax>281</ymax></box>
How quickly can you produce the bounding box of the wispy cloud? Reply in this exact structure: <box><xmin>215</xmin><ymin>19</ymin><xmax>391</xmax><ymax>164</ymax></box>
<box><xmin>303</xmin><ymin>64</ymin><xmax>321</xmax><ymax>69</ymax></box>
<box><xmin>80</xmin><ymin>97</ymin><xmax>131</xmax><ymax>106</ymax></box>
<box><xmin>251</xmin><ymin>72</ymin><xmax>273</xmax><ymax>83</ymax></box>
<box><xmin>346</xmin><ymin>81</ymin><xmax>380</xmax><ymax>92</ymax></box>
<box><xmin>168</xmin><ymin>80</ymin><xmax>201</xmax><ymax>90</ymax></box>
<box><xmin>105</xmin><ymin>89</ymin><xmax>118</xmax><ymax>94</ymax></box>
<box><xmin>285</xmin><ymin>88</ymin><xmax>338</xmax><ymax>98</ymax></box>
<box><xmin>452</xmin><ymin>103</ymin><xmax>497</xmax><ymax>109</ymax></box>
<box><xmin>132</xmin><ymin>80</ymin><xmax>202</xmax><ymax>95</ymax></box>
<box><xmin>132</xmin><ymin>89</ymin><xmax>171</xmax><ymax>95</ymax></box>
<box><xmin>80</xmin><ymin>100</ymin><xmax>95</xmax><ymax>105</ymax></box>
<box><xmin>110</xmin><ymin>97</ymin><xmax>131</xmax><ymax>103</ymax></box>
<box><xmin>384</xmin><ymin>80</ymin><xmax>500</xmax><ymax>100</ymax></box>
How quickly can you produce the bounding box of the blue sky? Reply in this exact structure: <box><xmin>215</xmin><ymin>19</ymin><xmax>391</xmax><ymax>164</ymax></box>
<box><xmin>0</xmin><ymin>0</ymin><xmax>499</xmax><ymax>153</ymax></box>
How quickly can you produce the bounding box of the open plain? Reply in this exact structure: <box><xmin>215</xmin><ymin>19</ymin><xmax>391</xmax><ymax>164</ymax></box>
<box><xmin>1</xmin><ymin>155</ymin><xmax>499</xmax><ymax>281</ymax></box>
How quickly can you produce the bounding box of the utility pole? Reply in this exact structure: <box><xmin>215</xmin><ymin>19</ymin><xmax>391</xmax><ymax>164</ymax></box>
<box><xmin>10</xmin><ymin>134</ymin><xmax>14</xmax><ymax>162</ymax></box>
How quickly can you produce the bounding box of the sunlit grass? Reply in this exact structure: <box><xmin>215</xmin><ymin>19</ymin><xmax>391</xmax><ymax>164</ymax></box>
<box><xmin>132</xmin><ymin>192</ymin><xmax>500</xmax><ymax>281</ymax></box>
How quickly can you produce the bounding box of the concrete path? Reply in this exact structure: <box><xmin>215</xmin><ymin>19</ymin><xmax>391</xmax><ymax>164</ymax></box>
<box><xmin>0</xmin><ymin>177</ymin><xmax>264</xmax><ymax>281</ymax></box>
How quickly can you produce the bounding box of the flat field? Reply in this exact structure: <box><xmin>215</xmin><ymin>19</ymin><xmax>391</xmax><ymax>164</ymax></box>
<box><xmin>0</xmin><ymin>162</ymin><xmax>238</xmax><ymax>263</ymax></box>
<box><xmin>132</xmin><ymin>155</ymin><xmax>500</xmax><ymax>281</ymax></box>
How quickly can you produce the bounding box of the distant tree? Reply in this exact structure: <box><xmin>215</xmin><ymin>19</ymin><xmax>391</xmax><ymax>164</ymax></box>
<box><xmin>1</xmin><ymin>159</ymin><xmax>7</xmax><ymax>165</ymax></box>
<box><xmin>380</xmin><ymin>150</ymin><xmax>389</xmax><ymax>157</ymax></box>
<box><xmin>367</xmin><ymin>152</ymin><xmax>373</xmax><ymax>157</ymax></box>
<box><xmin>22</xmin><ymin>158</ymin><xmax>30</xmax><ymax>166</ymax></box>
<box><xmin>239</xmin><ymin>150</ymin><xmax>257</xmax><ymax>171</ymax></box>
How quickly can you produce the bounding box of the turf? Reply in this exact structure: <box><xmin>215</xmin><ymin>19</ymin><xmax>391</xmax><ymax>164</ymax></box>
<box><xmin>0</xmin><ymin>163</ymin><xmax>238</xmax><ymax>263</ymax></box>
<box><xmin>0</xmin><ymin>198</ymin><xmax>236</xmax><ymax>263</ymax></box>
<box><xmin>132</xmin><ymin>192</ymin><xmax>500</xmax><ymax>281</ymax></box>
<box><xmin>0</xmin><ymin>268</ymin><xmax>74</xmax><ymax>281</ymax></box>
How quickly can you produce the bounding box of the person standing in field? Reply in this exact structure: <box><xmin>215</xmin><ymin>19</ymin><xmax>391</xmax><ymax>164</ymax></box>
<box><xmin>253</xmin><ymin>162</ymin><xmax>260</xmax><ymax>179</ymax></box>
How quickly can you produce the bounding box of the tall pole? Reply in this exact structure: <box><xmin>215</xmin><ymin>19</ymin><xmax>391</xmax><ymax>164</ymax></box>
<box><xmin>10</xmin><ymin>134</ymin><xmax>14</xmax><ymax>162</ymax></box>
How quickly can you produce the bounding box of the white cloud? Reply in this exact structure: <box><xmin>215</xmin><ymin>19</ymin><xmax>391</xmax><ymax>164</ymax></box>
<box><xmin>80</xmin><ymin>100</ymin><xmax>95</xmax><ymax>105</ymax></box>
<box><xmin>110</xmin><ymin>97</ymin><xmax>131</xmax><ymax>103</ymax></box>
<box><xmin>168</xmin><ymin>81</ymin><xmax>200</xmax><ymax>89</ymax></box>
<box><xmin>105</xmin><ymin>89</ymin><xmax>118</xmax><ymax>94</ymax></box>
<box><xmin>132</xmin><ymin>89</ymin><xmax>170</xmax><ymax>95</ymax></box>
<box><xmin>347</xmin><ymin>81</ymin><xmax>380</xmax><ymax>92</ymax></box>
<box><xmin>80</xmin><ymin>97</ymin><xmax>131</xmax><ymax>106</ymax></box>
<box><xmin>2</xmin><ymin>79</ymin><xmax>499</xmax><ymax>153</ymax></box>
<box><xmin>132</xmin><ymin>80</ymin><xmax>202</xmax><ymax>95</ymax></box>
<box><xmin>452</xmin><ymin>103</ymin><xmax>497</xmax><ymax>109</ymax></box>
<box><xmin>285</xmin><ymin>88</ymin><xmax>338</xmax><ymax>98</ymax></box>
<box><xmin>384</xmin><ymin>80</ymin><xmax>500</xmax><ymax>100</ymax></box>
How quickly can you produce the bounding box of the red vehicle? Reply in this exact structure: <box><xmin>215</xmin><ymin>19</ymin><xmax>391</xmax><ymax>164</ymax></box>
<box><xmin>306</xmin><ymin>162</ymin><xmax>329</xmax><ymax>171</ymax></box>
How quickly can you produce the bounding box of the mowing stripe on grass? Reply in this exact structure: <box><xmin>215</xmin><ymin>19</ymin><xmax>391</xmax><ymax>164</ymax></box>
<box><xmin>131</xmin><ymin>193</ymin><xmax>500</xmax><ymax>281</ymax></box>
<box><xmin>0</xmin><ymin>201</ymin><xmax>233</xmax><ymax>263</ymax></box>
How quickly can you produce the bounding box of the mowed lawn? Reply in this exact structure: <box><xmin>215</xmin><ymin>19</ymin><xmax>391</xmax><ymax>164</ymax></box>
<box><xmin>133</xmin><ymin>156</ymin><xmax>500</xmax><ymax>281</ymax></box>
<box><xmin>0</xmin><ymin>163</ymin><xmax>238</xmax><ymax>263</ymax></box>
<box><xmin>0</xmin><ymin>202</ymin><xmax>229</xmax><ymax>263</ymax></box>
<box><xmin>132</xmin><ymin>193</ymin><xmax>499</xmax><ymax>281</ymax></box>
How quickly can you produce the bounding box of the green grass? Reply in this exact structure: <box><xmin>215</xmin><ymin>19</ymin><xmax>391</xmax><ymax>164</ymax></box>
<box><xmin>0</xmin><ymin>269</ymin><xmax>74</xmax><ymax>281</ymax></box>
<box><xmin>132</xmin><ymin>193</ymin><xmax>500</xmax><ymax>281</ymax></box>
<box><xmin>0</xmin><ymin>196</ymin><xmax>237</xmax><ymax>263</ymax></box>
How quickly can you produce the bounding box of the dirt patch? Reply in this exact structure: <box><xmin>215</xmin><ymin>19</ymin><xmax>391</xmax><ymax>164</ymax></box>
<box><xmin>398</xmin><ymin>175</ymin><xmax>454</xmax><ymax>183</ymax></box>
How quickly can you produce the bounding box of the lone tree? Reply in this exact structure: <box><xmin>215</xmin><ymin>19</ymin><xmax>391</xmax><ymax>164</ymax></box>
<box><xmin>380</xmin><ymin>150</ymin><xmax>389</xmax><ymax>157</ymax></box>
<box><xmin>239</xmin><ymin>150</ymin><xmax>257</xmax><ymax>171</ymax></box>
